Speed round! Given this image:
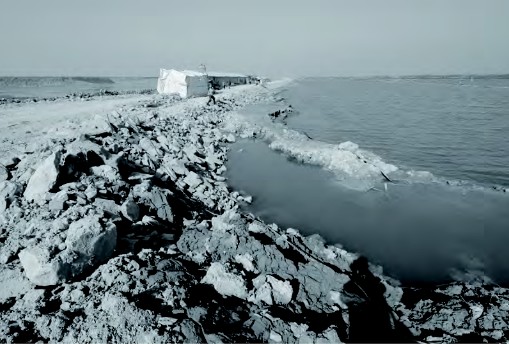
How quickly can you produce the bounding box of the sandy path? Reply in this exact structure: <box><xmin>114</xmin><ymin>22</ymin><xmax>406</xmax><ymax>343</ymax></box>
<box><xmin>0</xmin><ymin>94</ymin><xmax>152</xmax><ymax>158</ymax></box>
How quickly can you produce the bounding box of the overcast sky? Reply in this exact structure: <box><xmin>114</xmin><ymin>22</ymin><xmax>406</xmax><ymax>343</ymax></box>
<box><xmin>1</xmin><ymin>0</ymin><xmax>508</xmax><ymax>77</ymax></box>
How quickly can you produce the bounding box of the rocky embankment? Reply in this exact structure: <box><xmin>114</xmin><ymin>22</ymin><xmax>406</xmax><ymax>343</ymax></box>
<box><xmin>0</xmin><ymin>88</ymin><xmax>155</xmax><ymax>106</ymax></box>
<box><xmin>1</xmin><ymin>86</ymin><xmax>508</xmax><ymax>343</ymax></box>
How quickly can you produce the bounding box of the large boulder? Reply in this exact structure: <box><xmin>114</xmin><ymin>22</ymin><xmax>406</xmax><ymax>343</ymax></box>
<box><xmin>24</xmin><ymin>151</ymin><xmax>62</xmax><ymax>203</ymax></box>
<box><xmin>121</xmin><ymin>199</ymin><xmax>140</xmax><ymax>222</ymax></box>
<box><xmin>63</xmin><ymin>215</ymin><xmax>117</xmax><ymax>278</ymax></box>
<box><xmin>19</xmin><ymin>215</ymin><xmax>117</xmax><ymax>286</ymax></box>
<box><xmin>18</xmin><ymin>247</ymin><xmax>65</xmax><ymax>286</ymax></box>
<box><xmin>132</xmin><ymin>182</ymin><xmax>173</xmax><ymax>222</ymax></box>
<box><xmin>48</xmin><ymin>190</ymin><xmax>69</xmax><ymax>212</ymax></box>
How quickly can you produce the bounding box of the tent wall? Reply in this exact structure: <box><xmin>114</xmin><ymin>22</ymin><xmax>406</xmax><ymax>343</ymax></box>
<box><xmin>157</xmin><ymin>69</ymin><xmax>208</xmax><ymax>98</ymax></box>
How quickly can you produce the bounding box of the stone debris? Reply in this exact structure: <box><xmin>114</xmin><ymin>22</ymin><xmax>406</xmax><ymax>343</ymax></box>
<box><xmin>0</xmin><ymin>181</ymin><xmax>22</xmax><ymax>214</ymax></box>
<box><xmin>0</xmin><ymin>164</ymin><xmax>8</xmax><ymax>182</ymax></box>
<box><xmin>23</xmin><ymin>151</ymin><xmax>62</xmax><ymax>203</ymax></box>
<box><xmin>48</xmin><ymin>190</ymin><xmax>68</xmax><ymax>212</ymax></box>
<box><xmin>0</xmin><ymin>86</ymin><xmax>508</xmax><ymax>343</ymax></box>
<box><xmin>120</xmin><ymin>199</ymin><xmax>140</xmax><ymax>222</ymax></box>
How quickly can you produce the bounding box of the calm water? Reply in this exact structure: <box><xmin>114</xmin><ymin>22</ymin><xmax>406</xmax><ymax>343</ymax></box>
<box><xmin>283</xmin><ymin>77</ymin><xmax>509</xmax><ymax>187</ymax></box>
<box><xmin>226</xmin><ymin>77</ymin><xmax>509</xmax><ymax>286</ymax></box>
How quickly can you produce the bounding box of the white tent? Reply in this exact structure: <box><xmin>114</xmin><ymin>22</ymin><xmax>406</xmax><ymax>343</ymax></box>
<box><xmin>157</xmin><ymin>69</ymin><xmax>208</xmax><ymax>98</ymax></box>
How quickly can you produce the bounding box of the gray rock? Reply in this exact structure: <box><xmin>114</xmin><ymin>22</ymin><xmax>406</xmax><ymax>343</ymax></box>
<box><xmin>84</xmin><ymin>184</ymin><xmax>98</xmax><ymax>199</ymax></box>
<box><xmin>0</xmin><ymin>181</ymin><xmax>22</xmax><ymax>213</ymax></box>
<box><xmin>24</xmin><ymin>151</ymin><xmax>62</xmax><ymax>203</ymax></box>
<box><xmin>48</xmin><ymin>190</ymin><xmax>68</xmax><ymax>212</ymax></box>
<box><xmin>121</xmin><ymin>199</ymin><xmax>140</xmax><ymax>222</ymax></box>
<box><xmin>0</xmin><ymin>164</ymin><xmax>8</xmax><ymax>182</ymax></box>
<box><xmin>64</xmin><ymin>215</ymin><xmax>117</xmax><ymax>277</ymax></box>
<box><xmin>94</xmin><ymin>198</ymin><xmax>121</xmax><ymax>218</ymax></box>
<box><xmin>91</xmin><ymin>165</ymin><xmax>120</xmax><ymax>183</ymax></box>
<box><xmin>18</xmin><ymin>246</ymin><xmax>65</xmax><ymax>286</ymax></box>
<box><xmin>183</xmin><ymin>171</ymin><xmax>202</xmax><ymax>189</ymax></box>
<box><xmin>139</xmin><ymin>137</ymin><xmax>162</xmax><ymax>159</ymax></box>
<box><xmin>133</xmin><ymin>183</ymin><xmax>173</xmax><ymax>222</ymax></box>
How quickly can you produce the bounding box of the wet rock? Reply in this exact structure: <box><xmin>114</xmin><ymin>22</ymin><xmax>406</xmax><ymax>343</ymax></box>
<box><xmin>24</xmin><ymin>151</ymin><xmax>62</xmax><ymax>203</ymax></box>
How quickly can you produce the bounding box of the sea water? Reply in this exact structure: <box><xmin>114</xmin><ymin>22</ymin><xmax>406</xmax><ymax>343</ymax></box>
<box><xmin>226</xmin><ymin>77</ymin><xmax>509</xmax><ymax>286</ymax></box>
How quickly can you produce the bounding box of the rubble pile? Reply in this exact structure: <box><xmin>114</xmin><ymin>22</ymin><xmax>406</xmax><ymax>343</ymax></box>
<box><xmin>0</xmin><ymin>87</ymin><xmax>508</xmax><ymax>343</ymax></box>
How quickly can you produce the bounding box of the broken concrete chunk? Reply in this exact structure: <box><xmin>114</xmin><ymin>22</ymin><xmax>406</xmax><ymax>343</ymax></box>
<box><xmin>24</xmin><ymin>151</ymin><xmax>62</xmax><ymax>203</ymax></box>
<box><xmin>225</xmin><ymin>134</ymin><xmax>236</xmax><ymax>143</ymax></box>
<box><xmin>121</xmin><ymin>199</ymin><xmax>140</xmax><ymax>222</ymax></box>
<box><xmin>266</xmin><ymin>276</ymin><xmax>293</xmax><ymax>305</ymax></box>
<box><xmin>139</xmin><ymin>137</ymin><xmax>162</xmax><ymax>159</ymax></box>
<box><xmin>248</xmin><ymin>275</ymin><xmax>293</xmax><ymax>305</ymax></box>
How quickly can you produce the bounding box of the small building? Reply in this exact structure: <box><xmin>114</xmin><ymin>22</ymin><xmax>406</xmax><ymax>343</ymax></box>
<box><xmin>157</xmin><ymin>69</ymin><xmax>208</xmax><ymax>98</ymax></box>
<box><xmin>207</xmin><ymin>72</ymin><xmax>250</xmax><ymax>88</ymax></box>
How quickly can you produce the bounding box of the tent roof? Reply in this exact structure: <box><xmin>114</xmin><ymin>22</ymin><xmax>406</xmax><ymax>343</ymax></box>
<box><xmin>181</xmin><ymin>70</ymin><xmax>207</xmax><ymax>77</ymax></box>
<box><xmin>207</xmin><ymin>72</ymin><xmax>248</xmax><ymax>78</ymax></box>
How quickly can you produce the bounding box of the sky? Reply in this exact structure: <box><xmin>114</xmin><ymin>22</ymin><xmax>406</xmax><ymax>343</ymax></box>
<box><xmin>0</xmin><ymin>0</ymin><xmax>508</xmax><ymax>77</ymax></box>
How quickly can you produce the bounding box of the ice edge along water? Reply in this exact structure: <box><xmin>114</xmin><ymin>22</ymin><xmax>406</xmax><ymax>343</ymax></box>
<box><xmin>223</xmin><ymin>84</ymin><xmax>508</xmax><ymax>193</ymax></box>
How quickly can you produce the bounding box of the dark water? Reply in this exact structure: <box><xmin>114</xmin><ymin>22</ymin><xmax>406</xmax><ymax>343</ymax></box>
<box><xmin>227</xmin><ymin>141</ymin><xmax>509</xmax><ymax>286</ymax></box>
<box><xmin>0</xmin><ymin>76</ymin><xmax>157</xmax><ymax>99</ymax></box>
<box><xmin>226</xmin><ymin>77</ymin><xmax>509</xmax><ymax>286</ymax></box>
